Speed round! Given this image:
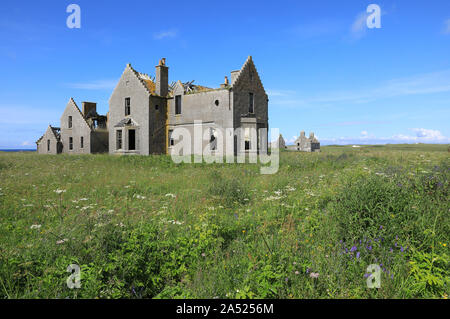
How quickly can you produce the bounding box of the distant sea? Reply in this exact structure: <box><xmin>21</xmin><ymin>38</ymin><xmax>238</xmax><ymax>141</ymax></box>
<box><xmin>0</xmin><ymin>149</ymin><xmax>36</xmax><ymax>152</ymax></box>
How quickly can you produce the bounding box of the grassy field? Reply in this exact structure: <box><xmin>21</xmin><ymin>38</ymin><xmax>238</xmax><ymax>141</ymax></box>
<box><xmin>0</xmin><ymin>144</ymin><xmax>448</xmax><ymax>299</ymax></box>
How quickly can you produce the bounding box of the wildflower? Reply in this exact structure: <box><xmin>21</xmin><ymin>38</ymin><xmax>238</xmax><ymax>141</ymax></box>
<box><xmin>56</xmin><ymin>238</ymin><xmax>68</xmax><ymax>245</ymax></box>
<box><xmin>367</xmin><ymin>245</ymin><xmax>372</xmax><ymax>251</ymax></box>
<box><xmin>201</xmin><ymin>253</ymin><xmax>206</xmax><ymax>257</ymax></box>
<box><xmin>165</xmin><ymin>193</ymin><xmax>176</xmax><ymax>198</ymax></box>
<box><xmin>310</xmin><ymin>272</ymin><xmax>319</xmax><ymax>279</ymax></box>
<box><xmin>30</xmin><ymin>224</ymin><xmax>41</xmax><ymax>229</ymax></box>
<box><xmin>364</xmin><ymin>273</ymin><xmax>370</xmax><ymax>278</ymax></box>
<box><xmin>295</xmin><ymin>271</ymin><xmax>300</xmax><ymax>275</ymax></box>
<box><xmin>54</xmin><ymin>189</ymin><xmax>66</xmax><ymax>194</ymax></box>
<box><xmin>350</xmin><ymin>246</ymin><xmax>357</xmax><ymax>252</ymax></box>
<box><xmin>356</xmin><ymin>252</ymin><xmax>360</xmax><ymax>259</ymax></box>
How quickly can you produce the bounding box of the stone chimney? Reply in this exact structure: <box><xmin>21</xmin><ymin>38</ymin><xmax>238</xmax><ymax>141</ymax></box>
<box><xmin>221</xmin><ymin>76</ymin><xmax>230</xmax><ymax>88</ymax></box>
<box><xmin>309</xmin><ymin>132</ymin><xmax>315</xmax><ymax>139</ymax></box>
<box><xmin>82</xmin><ymin>102</ymin><xmax>97</xmax><ymax>117</ymax></box>
<box><xmin>300</xmin><ymin>131</ymin><xmax>305</xmax><ymax>138</ymax></box>
<box><xmin>155</xmin><ymin>58</ymin><xmax>168</xmax><ymax>97</ymax></box>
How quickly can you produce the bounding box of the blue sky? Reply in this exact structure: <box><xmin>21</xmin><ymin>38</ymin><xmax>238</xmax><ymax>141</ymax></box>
<box><xmin>1</xmin><ymin>0</ymin><xmax>449</xmax><ymax>148</ymax></box>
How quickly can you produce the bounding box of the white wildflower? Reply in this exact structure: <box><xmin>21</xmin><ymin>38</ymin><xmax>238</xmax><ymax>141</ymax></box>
<box><xmin>165</xmin><ymin>193</ymin><xmax>176</xmax><ymax>198</ymax></box>
<box><xmin>54</xmin><ymin>189</ymin><xmax>66</xmax><ymax>194</ymax></box>
<box><xmin>30</xmin><ymin>224</ymin><xmax>41</xmax><ymax>229</ymax></box>
<box><xmin>56</xmin><ymin>238</ymin><xmax>68</xmax><ymax>245</ymax></box>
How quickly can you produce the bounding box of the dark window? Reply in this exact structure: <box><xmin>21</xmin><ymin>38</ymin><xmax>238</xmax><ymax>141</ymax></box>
<box><xmin>210</xmin><ymin>128</ymin><xmax>217</xmax><ymax>151</ymax></box>
<box><xmin>69</xmin><ymin>137</ymin><xmax>73</xmax><ymax>150</ymax></box>
<box><xmin>249</xmin><ymin>93</ymin><xmax>254</xmax><ymax>114</ymax></box>
<box><xmin>245</xmin><ymin>140</ymin><xmax>251</xmax><ymax>150</ymax></box>
<box><xmin>169</xmin><ymin>130</ymin><xmax>174</xmax><ymax>146</ymax></box>
<box><xmin>80</xmin><ymin>136</ymin><xmax>84</xmax><ymax>149</ymax></box>
<box><xmin>155</xmin><ymin>104</ymin><xmax>159</xmax><ymax>111</ymax></box>
<box><xmin>175</xmin><ymin>95</ymin><xmax>182</xmax><ymax>115</ymax></box>
<box><xmin>128</xmin><ymin>129</ymin><xmax>136</xmax><ymax>151</ymax></box>
<box><xmin>125</xmin><ymin>97</ymin><xmax>131</xmax><ymax>116</ymax></box>
<box><xmin>68</xmin><ymin>116</ymin><xmax>72</xmax><ymax>128</ymax></box>
<box><xmin>47</xmin><ymin>139</ymin><xmax>50</xmax><ymax>152</ymax></box>
<box><xmin>116</xmin><ymin>130</ymin><xmax>122</xmax><ymax>149</ymax></box>
<box><xmin>215</xmin><ymin>100</ymin><xmax>219</xmax><ymax>106</ymax></box>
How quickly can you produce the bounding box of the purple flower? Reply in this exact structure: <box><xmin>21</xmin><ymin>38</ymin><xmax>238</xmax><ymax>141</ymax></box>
<box><xmin>367</xmin><ymin>245</ymin><xmax>372</xmax><ymax>251</ymax></box>
<box><xmin>390</xmin><ymin>248</ymin><xmax>393</xmax><ymax>253</ymax></box>
<box><xmin>400</xmin><ymin>246</ymin><xmax>404</xmax><ymax>253</ymax></box>
<box><xmin>379</xmin><ymin>225</ymin><xmax>383</xmax><ymax>230</ymax></box>
<box><xmin>364</xmin><ymin>273</ymin><xmax>370</xmax><ymax>278</ymax></box>
<box><xmin>356</xmin><ymin>252</ymin><xmax>360</xmax><ymax>259</ymax></box>
<box><xmin>350</xmin><ymin>246</ymin><xmax>357</xmax><ymax>252</ymax></box>
<box><xmin>306</xmin><ymin>268</ymin><xmax>310</xmax><ymax>274</ymax></box>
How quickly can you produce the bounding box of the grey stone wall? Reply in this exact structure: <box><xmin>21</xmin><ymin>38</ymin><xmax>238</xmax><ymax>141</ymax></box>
<box><xmin>108</xmin><ymin>65</ymin><xmax>151</xmax><ymax>155</ymax></box>
<box><xmin>167</xmin><ymin>86</ymin><xmax>233</xmax><ymax>155</ymax></box>
<box><xmin>232</xmin><ymin>58</ymin><xmax>269</xmax><ymax>154</ymax></box>
<box><xmin>60</xmin><ymin>99</ymin><xmax>92</xmax><ymax>154</ymax></box>
<box><xmin>36</xmin><ymin>126</ymin><xmax>61</xmax><ymax>154</ymax></box>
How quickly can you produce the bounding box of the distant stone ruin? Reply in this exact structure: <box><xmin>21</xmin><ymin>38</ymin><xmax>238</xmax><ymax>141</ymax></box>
<box><xmin>271</xmin><ymin>134</ymin><xmax>286</xmax><ymax>149</ymax></box>
<box><xmin>287</xmin><ymin>131</ymin><xmax>320</xmax><ymax>152</ymax></box>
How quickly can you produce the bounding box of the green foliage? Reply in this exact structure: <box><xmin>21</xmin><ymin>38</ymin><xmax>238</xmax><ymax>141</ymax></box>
<box><xmin>0</xmin><ymin>145</ymin><xmax>448</xmax><ymax>299</ymax></box>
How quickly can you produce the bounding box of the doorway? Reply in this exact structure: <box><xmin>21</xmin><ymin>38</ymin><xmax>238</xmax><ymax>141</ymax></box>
<box><xmin>128</xmin><ymin>129</ymin><xmax>136</xmax><ymax>151</ymax></box>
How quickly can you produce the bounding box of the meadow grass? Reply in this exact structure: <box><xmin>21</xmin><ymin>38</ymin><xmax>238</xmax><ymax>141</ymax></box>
<box><xmin>0</xmin><ymin>144</ymin><xmax>448</xmax><ymax>299</ymax></box>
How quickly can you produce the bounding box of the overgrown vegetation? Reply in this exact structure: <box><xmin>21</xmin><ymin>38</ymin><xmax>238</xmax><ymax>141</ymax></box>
<box><xmin>0</xmin><ymin>144</ymin><xmax>448</xmax><ymax>298</ymax></box>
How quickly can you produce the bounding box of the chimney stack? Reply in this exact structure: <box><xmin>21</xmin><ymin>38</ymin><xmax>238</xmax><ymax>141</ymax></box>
<box><xmin>155</xmin><ymin>58</ymin><xmax>168</xmax><ymax>97</ymax></box>
<box><xmin>82</xmin><ymin>102</ymin><xmax>97</xmax><ymax>117</ymax></box>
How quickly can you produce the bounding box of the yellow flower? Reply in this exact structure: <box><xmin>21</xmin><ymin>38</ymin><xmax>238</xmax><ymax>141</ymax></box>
<box><xmin>242</xmin><ymin>230</ymin><xmax>246</xmax><ymax>233</ymax></box>
<box><xmin>443</xmin><ymin>243</ymin><xmax>447</xmax><ymax>247</ymax></box>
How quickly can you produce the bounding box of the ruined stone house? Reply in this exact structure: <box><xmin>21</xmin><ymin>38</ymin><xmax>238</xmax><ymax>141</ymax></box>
<box><xmin>37</xmin><ymin>56</ymin><xmax>269</xmax><ymax>156</ymax></box>
<box><xmin>271</xmin><ymin>134</ymin><xmax>286</xmax><ymax>149</ymax></box>
<box><xmin>288</xmin><ymin>131</ymin><xmax>320</xmax><ymax>152</ymax></box>
<box><xmin>36</xmin><ymin>99</ymin><xmax>108</xmax><ymax>154</ymax></box>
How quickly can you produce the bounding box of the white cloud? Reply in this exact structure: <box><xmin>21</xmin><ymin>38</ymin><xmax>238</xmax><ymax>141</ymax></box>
<box><xmin>21</xmin><ymin>141</ymin><xmax>33</xmax><ymax>147</ymax></box>
<box><xmin>319</xmin><ymin>128</ymin><xmax>450</xmax><ymax>145</ymax></box>
<box><xmin>65</xmin><ymin>79</ymin><xmax>118</xmax><ymax>90</ymax></box>
<box><xmin>153</xmin><ymin>29</ymin><xmax>177</xmax><ymax>40</ymax></box>
<box><xmin>361</xmin><ymin>131</ymin><xmax>368</xmax><ymax>136</ymax></box>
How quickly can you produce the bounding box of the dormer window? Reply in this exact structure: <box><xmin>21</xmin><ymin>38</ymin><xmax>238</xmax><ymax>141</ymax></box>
<box><xmin>68</xmin><ymin>116</ymin><xmax>72</xmax><ymax>128</ymax></box>
<box><xmin>125</xmin><ymin>97</ymin><xmax>131</xmax><ymax>116</ymax></box>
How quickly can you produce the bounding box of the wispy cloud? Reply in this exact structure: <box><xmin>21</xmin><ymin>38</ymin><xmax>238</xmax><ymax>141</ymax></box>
<box><xmin>443</xmin><ymin>19</ymin><xmax>450</xmax><ymax>34</ymax></box>
<box><xmin>269</xmin><ymin>69</ymin><xmax>450</xmax><ymax>108</ymax></box>
<box><xmin>153</xmin><ymin>29</ymin><xmax>178</xmax><ymax>40</ymax></box>
<box><xmin>350</xmin><ymin>11</ymin><xmax>368</xmax><ymax>40</ymax></box>
<box><xmin>288</xmin><ymin>19</ymin><xmax>342</xmax><ymax>39</ymax></box>
<box><xmin>65</xmin><ymin>79</ymin><xmax>118</xmax><ymax>90</ymax></box>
